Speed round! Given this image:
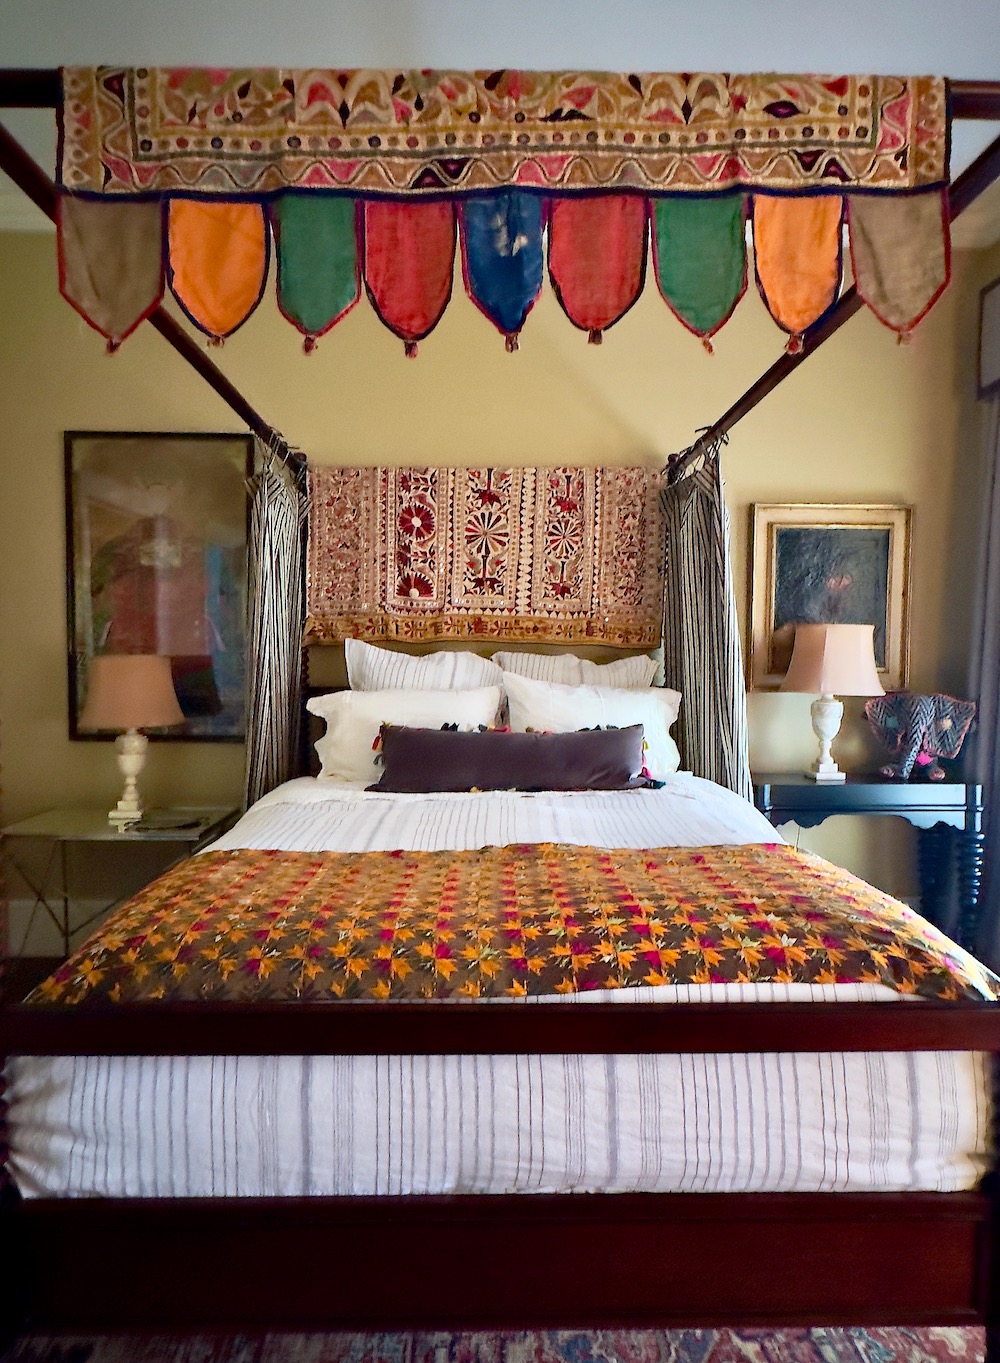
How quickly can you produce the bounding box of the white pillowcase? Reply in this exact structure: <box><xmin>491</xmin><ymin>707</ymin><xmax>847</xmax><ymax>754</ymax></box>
<box><xmin>494</xmin><ymin>650</ymin><xmax>658</xmax><ymax>689</ymax></box>
<box><xmin>345</xmin><ymin>638</ymin><xmax>503</xmax><ymax>691</ymax></box>
<box><xmin>503</xmin><ymin>673</ymin><xmax>682</xmax><ymax>781</ymax></box>
<box><xmin>307</xmin><ymin>686</ymin><xmax>504</xmax><ymax>784</ymax></box>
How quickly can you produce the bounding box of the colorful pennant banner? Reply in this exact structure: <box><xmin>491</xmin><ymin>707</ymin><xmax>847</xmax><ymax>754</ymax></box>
<box><xmin>54</xmin><ymin>68</ymin><xmax>953</xmax><ymax>351</ymax></box>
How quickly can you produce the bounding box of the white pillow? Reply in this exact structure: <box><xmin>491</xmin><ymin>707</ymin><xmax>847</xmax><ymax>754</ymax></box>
<box><xmin>307</xmin><ymin>686</ymin><xmax>503</xmax><ymax>784</ymax></box>
<box><xmin>503</xmin><ymin>673</ymin><xmax>682</xmax><ymax>781</ymax></box>
<box><xmin>345</xmin><ymin>638</ymin><xmax>503</xmax><ymax>691</ymax></box>
<box><xmin>494</xmin><ymin>650</ymin><xmax>657</xmax><ymax>689</ymax></box>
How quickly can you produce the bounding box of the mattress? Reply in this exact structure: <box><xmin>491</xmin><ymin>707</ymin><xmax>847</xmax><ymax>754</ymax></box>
<box><xmin>9</xmin><ymin>775</ymin><xmax>993</xmax><ymax>1198</ymax></box>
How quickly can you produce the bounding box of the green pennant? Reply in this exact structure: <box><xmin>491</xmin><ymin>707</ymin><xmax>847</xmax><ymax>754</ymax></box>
<box><xmin>653</xmin><ymin>196</ymin><xmax>747</xmax><ymax>339</ymax></box>
<box><xmin>272</xmin><ymin>195</ymin><xmax>360</xmax><ymax>343</ymax></box>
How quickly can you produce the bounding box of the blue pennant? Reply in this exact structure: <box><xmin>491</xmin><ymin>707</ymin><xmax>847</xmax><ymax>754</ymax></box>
<box><xmin>461</xmin><ymin>190</ymin><xmax>545</xmax><ymax>348</ymax></box>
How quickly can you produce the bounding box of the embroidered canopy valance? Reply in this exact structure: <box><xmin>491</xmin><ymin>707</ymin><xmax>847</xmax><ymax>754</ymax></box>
<box><xmin>57</xmin><ymin>68</ymin><xmax>951</xmax><ymax>352</ymax></box>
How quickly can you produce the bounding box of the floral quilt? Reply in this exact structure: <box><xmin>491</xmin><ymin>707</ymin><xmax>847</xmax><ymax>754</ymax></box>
<box><xmin>31</xmin><ymin>842</ymin><xmax>997</xmax><ymax>1006</ymax></box>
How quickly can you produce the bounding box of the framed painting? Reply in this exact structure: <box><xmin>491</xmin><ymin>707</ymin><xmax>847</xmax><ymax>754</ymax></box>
<box><xmin>979</xmin><ymin>275</ymin><xmax>1000</xmax><ymax>398</ymax></box>
<box><xmin>749</xmin><ymin>503</ymin><xmax>911</xmax><ymax>691</ymax></box>
<box><xmin>66</xmin><ymin>430</ymin><xmax>253</xmax><ymax>741</ymax></box>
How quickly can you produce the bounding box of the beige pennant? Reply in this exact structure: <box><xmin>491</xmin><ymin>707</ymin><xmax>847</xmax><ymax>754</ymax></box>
<box><xmin>848</xmin><ymin>190</ymin><xmax>950</xmax><ymax>335</ymax></box>
<box><xmin>58</xmin><ymin>196</ymin><xmax>164</xmax><ymax>347</ymax></box>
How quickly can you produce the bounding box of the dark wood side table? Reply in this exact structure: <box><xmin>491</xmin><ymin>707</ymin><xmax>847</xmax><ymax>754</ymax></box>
<box><xmin>753</xmin><ymin>773</ymin><xmax>985</xmax><ymax>950</ymax></box>
<box><xmin>2</xmin><ymin>805</ymin><xmax>239</xmax><ymax>957</ymax></box>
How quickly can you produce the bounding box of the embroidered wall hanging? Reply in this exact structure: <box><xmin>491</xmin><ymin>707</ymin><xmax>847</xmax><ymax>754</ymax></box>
<box><xmin>305</xmin><ymin>465</ymin><xmax>666</xmax><ymax>646</ymax></box>
<box><xmin>57</xmin><ymin>68</ymin><xmax>951</xmax><ymax>351</ymax></box>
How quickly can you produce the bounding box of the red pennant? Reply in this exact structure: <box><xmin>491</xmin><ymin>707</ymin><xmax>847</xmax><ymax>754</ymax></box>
<box><xmin>548</xmin><ymin>195</ymin><xmax>648</xmax><ymax>339</ymax></box>
<box><xmin>363</xmin><ymin>200</ymin><xmax>456</xmax><ymax>350</ymax></box>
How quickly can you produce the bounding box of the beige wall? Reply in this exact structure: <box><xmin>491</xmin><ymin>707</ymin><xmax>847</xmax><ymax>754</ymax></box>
<box><xmin>1</xmin><ymin>228</ymin><xmax>996</xmax><ymax>931</ymax></box>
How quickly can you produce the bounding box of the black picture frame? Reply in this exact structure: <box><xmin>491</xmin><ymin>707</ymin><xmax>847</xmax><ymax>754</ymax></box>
<box><xmin>65</xmin><ymin>430</ymin><xmax>252</xmax><ymax>742</ymax></box>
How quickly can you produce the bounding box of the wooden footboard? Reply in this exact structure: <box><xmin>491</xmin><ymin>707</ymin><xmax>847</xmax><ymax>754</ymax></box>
<box><xmin>4</xmin><ymin>1189</ymin><xmax>994</xmax><ymax>1331</ymax></box>
<box><xmin>3</xmin><ymin>1000</ymin><xmax>1000</xmax><ymax>1333</ymax></box>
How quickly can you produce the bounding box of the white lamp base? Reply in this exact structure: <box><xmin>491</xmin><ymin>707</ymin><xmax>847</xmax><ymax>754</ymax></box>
<box><xmin>804</xmin><ymin>693</ymin><xmax>847</xmax><ymax>783</ymax></box>
<box><xmin>108</xmin><ymin>727</ymin><xmax>148</xmax><ymax>829</ymax></box>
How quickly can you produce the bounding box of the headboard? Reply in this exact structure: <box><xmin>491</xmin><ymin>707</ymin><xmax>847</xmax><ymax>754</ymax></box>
<box><xmin>300</xmin><ymin>640</ymin><xmax>659</xmax><ymax>777</ymax></box>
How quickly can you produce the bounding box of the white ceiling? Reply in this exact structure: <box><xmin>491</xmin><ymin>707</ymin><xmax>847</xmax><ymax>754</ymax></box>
<box><xmin>2</xmin><ymin>0</ymin><xmax>999</xmax><ymax>242</ymax></box>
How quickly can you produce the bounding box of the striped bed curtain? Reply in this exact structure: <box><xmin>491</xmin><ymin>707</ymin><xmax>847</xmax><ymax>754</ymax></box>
<box><xmin>243</xmin><ymin>437</ymin><xmax>309</xmax><ymax>809</ymax></box>
<box><xmin>661</xmin><ymin>446</ymin><xmax>752</xmax><ymax>802</ymax></box>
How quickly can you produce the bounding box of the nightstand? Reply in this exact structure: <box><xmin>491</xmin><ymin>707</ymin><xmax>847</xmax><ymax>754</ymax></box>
<box><xmin>2</xmin><ymin>805</ymin><xmax>239</xmax><ymax>956</ymax></box>
<box><xmin>753</xmin><ymin>773</ymin><xmax>984</xmax><ymax>950</ymax></box>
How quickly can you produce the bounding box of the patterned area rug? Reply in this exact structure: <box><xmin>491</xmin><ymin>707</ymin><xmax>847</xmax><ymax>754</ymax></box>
<box><xmin>2</xmin><ymin>1328</ymin><xmax>985</xmax><ymax>1363</ymax></box>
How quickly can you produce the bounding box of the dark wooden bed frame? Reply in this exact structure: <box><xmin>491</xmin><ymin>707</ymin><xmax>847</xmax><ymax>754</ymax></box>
<box><xmin>2</xmin><ymin>1001</ymin><xmax>1000</xmax><ymax>1333</ymax></box>
<box><xmin>5</xmin><ymin>67</ymin><xmax>1000</xmax><ymax>1342</ymax></box>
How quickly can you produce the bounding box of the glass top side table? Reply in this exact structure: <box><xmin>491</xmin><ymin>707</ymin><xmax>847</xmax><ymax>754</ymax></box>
<box><xmin>2</xmin><ymin>805</ymin><xmax>239</xmax><ymax>956</ymax></box>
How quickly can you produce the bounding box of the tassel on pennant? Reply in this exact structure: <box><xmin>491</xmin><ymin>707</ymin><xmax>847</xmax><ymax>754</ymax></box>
<box><xmin>505</xmin><ymin>333</ymin><xmax>519</xmax><ymax>353</ymax></box>
<box><xmin>588</xmin><ymin>329</ymin><xmax>604</xmax><ymax>345</ymax></box>
<box><xmin>460</xmin><ymin>190</ymin><xmax>545</xmax><ymax>343</ymax></box>
<box><xmin>549</xmin><ymin>195</ymin><xmax>648</xmax><ymax>339</ymax></box>
<box><xmin>897</xmin><ymin>330</ymin><xmax>912</xmax><ymax>346</ymax></box>
<box><xmin>786</xmin><ymin>334</ymin><xmax>804</xmax><ymax>355</ymax></box>
<box><xmin>702</xmin><ymin>337</ymin><xmax>714</xmax><ymax>356</ymax></box>
<box><xmin>753</xmin><ymin>195</ymin><xmax>844</xmax><ymax>339</ymax></box>
<box><xmin>404</xmin><ymin>341</ymin><xmax>419</xmax><ymax>358</ymax></box>
<box><xmin>272</xmin><ymin>196</ymin><xmax>361</xmax><ymax>343</ymax></box>
<box><xmin>653</xmin><ymin>195</ymin><xmax>747</xmax><ymax>344</ymax></box>
<box><xmin>58</xmin><ymin>196</ymin><xmax>165</xmax><ymax>348</ymax></box>
<box><xmin>168</xmin><ymin>200</ymin><xmax>269</xmax><ymax>340</ymax></box>
<box><xmin>303</xmin><ymin>335</ymin><xmax>318</xmax><ymax>355</ymax></box>
<box><xmin>847</xmin><ymin>191</ymin><xmax>950</xmax><ymax>337</ymax></box>
<box><xmin>106</xmin><ymin>338</ymin><xmax>121</xmax><ymax>356</ymax></box>
<box><xmin>364</xmin><ymin>200</ymin><xmax>456</xmax><ymax>351</ymax></box>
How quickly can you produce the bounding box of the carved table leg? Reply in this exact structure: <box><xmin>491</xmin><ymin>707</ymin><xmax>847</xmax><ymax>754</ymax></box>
<box><xmin>916</xmin><ymin>824</ymin><xmax>950</xmax><ymax>928</ymax></box>
<box><xmin>958</xmin><ymin>824</ymin><xmax>986</xmax><ymax>952</ymax></box>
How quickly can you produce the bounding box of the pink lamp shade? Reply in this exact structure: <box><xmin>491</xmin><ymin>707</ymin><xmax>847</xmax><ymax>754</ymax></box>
<box><xmin>779</xmin><ymin>623</ymin><xmax>885</xmax><ymax>697</ymax></box>
<box><xmin>78</xmin><ymin>654</ymin><xmax>185</xmax><ymax>732</ymax></box>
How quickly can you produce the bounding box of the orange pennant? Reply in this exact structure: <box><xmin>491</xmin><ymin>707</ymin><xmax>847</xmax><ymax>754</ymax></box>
<box><xmin>753</xmin><ymin>196</ymin><xmax>844</xmax><ymax>338</ymax></box>
<box><xmin>167</xmin><ymin>200</ymin><xmax>269</xmax><ymax>340</ymax></box>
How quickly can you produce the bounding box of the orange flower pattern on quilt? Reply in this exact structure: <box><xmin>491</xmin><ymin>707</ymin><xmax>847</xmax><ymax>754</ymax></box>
<box><xmin>32</xmin><ymin>843</ymin><xmax>997</xmax><ymax>1006</ymax></box>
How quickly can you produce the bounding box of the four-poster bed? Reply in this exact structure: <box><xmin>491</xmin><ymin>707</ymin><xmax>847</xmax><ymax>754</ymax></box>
<box><xmin>4</xmin><ymin>67</ymin><xmax>1000</xmax><ymax>1338</ymax></box>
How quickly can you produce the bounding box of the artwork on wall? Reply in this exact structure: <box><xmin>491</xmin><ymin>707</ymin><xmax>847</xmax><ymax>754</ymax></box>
<box><xmin>65</xmin><ymin>431</ymin><xmax>252</xmax><ymax>741</ymax></box>
<box><xmin>750</xmin><ymin>503</ymin><xmax>911</xmax><ymax>691</ymax></box>
<box><xmin>979</xmin><ymin>275</ymin><xmax>1000</xmax><ymax>398</ymax></box>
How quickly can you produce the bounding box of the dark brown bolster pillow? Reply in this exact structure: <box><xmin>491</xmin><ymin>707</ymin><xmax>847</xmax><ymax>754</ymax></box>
<box><xmin>368</xmin><ymin>724</ymin><xmax>648</xmax><ymax>793</ymax></box>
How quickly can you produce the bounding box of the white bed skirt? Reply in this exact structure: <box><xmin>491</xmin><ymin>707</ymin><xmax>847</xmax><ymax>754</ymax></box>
<box><xmin>10</xmin><ymin>1036</ymin><xmax>991</xmax><ymax>1198</ymax></box>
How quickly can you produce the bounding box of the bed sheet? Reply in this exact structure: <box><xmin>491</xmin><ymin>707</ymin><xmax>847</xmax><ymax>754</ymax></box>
<box><xmin>9</xmin><ymin>777</ymin><xmax>993</xmax><ymax>1199</ymax></box>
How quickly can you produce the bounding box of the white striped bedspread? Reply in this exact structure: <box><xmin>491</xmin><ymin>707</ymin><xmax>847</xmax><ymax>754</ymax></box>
<box><xmin>9</xmin><ymin>775</ymin><xmax>993</xmax><ymax>1199</ymax></box>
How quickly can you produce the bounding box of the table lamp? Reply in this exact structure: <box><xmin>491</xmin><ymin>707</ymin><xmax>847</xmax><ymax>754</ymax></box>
<box><xmin>780</xmin><ymin>623</ymin><xmax>885</xmax><ymax>782</ymax></box>
<box><xmin>78</xmin><ymin>654</ymin><xmax>185</xmax><ymax>828</ymax></box>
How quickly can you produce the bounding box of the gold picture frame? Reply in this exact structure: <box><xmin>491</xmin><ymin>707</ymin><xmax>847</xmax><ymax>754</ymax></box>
<box><xmin>749</xmin><ymin>503</ymin><xmax>911</xmax><ymax>691</ymax></box>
